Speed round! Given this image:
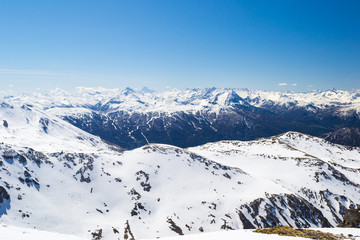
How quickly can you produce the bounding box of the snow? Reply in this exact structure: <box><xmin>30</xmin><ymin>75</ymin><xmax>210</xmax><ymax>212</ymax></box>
<box><xmin>0</xmin><ymin>127</ymin><xmax>358</xmax><ymax>239</ymax></box>
<box><xmin>0</xmin><ymin>101</ymin><xmax>111</xmax><ymax>153</ymax></box>
<box><xmin>0</xmin><ymin>96</ymin><xmax>359</xmax><ymax>240</ymax></box>
<box><xmin>313</xmin><ymin>228</ymin><xmax>360</xmax><ymax>238</ymax></box>
<box><xmin>189</xmin><ymin>133</ymin><xmax>360</xmax><ymax>227</ymax></box>
<box><xmin>0</xmin><ymin>224</ymin><xmax>358</xmax><ymax>240</ymax></box>
<box><xmin>236</xmin><ymin>88</ymin><xmax>360</xmax><ymax>112</ymax></box>
<box><xmin>141</xmin><ymin>228</ymin><xmax>360</xmax><ymax>240</ymax></box>
<box><xmin>278</xmin><ymin>132</ymin><xmax>360</xmax><ymax>169</ymax></box>
<box><xmin>5</xmin><ymin>87</ymin><xmax>360</xmax><ymax>117</ymax></box>
<box><xmin>0</xmin><ymin>224</ymin><xmax>87</xmax><ymax>240</ymax></box>
<box><xmin>1</xmin><ymin>225</ymin><xmax>358</xmax><ymax>240</ymax></box>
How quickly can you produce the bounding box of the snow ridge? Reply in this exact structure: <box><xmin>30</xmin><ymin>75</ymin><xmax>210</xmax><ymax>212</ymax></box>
<box><xmin>7</xmin><ymin>87</ymin><xmax>360</xmax><ymax>115</ymax></box>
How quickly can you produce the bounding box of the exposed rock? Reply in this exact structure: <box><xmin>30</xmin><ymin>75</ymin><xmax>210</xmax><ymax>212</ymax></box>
<box><xmin>238</xmin><ymin>194</ymin><xmax>332</xmax><ymax>228</ymax></box>
<box><xmin>39</xmin><ymin>117</ymin><xmax>50</xmax><ymax>133</ymax></box>
<box><xmin>0</xmin><ymin>186</ymin><xmax>10</xmax><ymax>203</ymax></box>
<box><xmin>0</xmin><ymin>186</ymin><xmax>11</xmax><ymax>217</ymax></box>
<box><xmin>167</xmin><ymin>217</ymin><xmax>184</xmax><ymax>235</ymax></box>
<box><xmin>124</xmin><ymin>220</ymin><xmax>135</xmax><ymax>240</ymax></box>
<box><xmin>91</xmin><ymin>228</ymin><xmax>102</xmax><ymax>240</ymax></box>
<box><xmin>338</xmin><ymin>206</ymin><xmax>360</xmax><ymax>228</ymax></box>
<box><xmin>322</xmin><ymin>127</ymin><xmax>360</xmax><ymax>147</ymax></box>
<box><xmin>135</xmin><ymin>170</ymin><xmax>151</xmax><ymax>192</ymax></box>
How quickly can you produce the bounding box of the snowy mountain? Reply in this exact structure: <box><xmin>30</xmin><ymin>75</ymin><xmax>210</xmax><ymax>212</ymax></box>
<box><xmin>6</xmin><ymin>87</ymin><xmax>360</xmax><ymax>149</ymax></box>
<box><xmin>0</xmin><ymin>101</ymin><xmax>118</xmax><ymax>153</ymax></box>
<box><xmin>0</xmin><ymin>102</ymin><xmax>359</xmax><ymax>240</ymax></box>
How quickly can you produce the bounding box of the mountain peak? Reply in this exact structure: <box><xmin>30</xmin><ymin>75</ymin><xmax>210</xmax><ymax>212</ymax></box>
<box><xmin>224</xmin><ymin>90</ymin><xmax>248</xmax><ymax>106</ymax></box>
<box><xmin>123</xmin><ymin>87</ymin><xmax>135</xmax><ymax>95</ymax></box>
<box><xmin>141</xmin><ymin>86</ymin><xmax>155</xmax><ymax>93</ymax></box>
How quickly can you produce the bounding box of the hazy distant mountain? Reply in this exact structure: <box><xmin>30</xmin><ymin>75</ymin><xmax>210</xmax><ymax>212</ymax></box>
<box><xmin>7</xmin><ymin>87</ymin><xmax>360</xmax><ymax>149</ymax></box>
<box><xmin>0</xmin><ymin>102</ymin><xmax>359</xmax><ymax>239</ymax></box>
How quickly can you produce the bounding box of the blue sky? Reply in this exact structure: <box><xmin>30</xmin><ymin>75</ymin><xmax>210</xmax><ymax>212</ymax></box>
<box><xmin>0</xmin><ymin>0</ymin><xmax>359</xmax><ymax>93</ymax></box>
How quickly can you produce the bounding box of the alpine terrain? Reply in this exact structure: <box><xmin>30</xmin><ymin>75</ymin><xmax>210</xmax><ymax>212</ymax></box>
<box><xmin>0</xmin><ymin>100</ymin><xmax>359</xmax><ymax>239</ymax></box>
<box><xmin>7</xmin><ymin>87</ymin><xmax>360</xmax><ymax>149</ymax></box>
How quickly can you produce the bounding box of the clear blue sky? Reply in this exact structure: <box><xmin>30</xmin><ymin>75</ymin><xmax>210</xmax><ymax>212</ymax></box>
<box><xmin>0</xmin><ymin>0</ymin><xmax>359</xmax><ymax>93</ymax></box>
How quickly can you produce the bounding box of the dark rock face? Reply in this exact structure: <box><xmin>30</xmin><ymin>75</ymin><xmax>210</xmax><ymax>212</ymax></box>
<box><xmin>167</xmin><ymin>218</ymin><xmax>184</xmax><ymax>235</ymax></box>
<box><xmin>63</xmin><ymin>108</ymin><xmax>288</xmax><ymax>149</ymax></box>
<box><xmin>0</xmin><ymin>186</ymin><xmax>10</xmax><ymax>203</ymax></box>
<box><xmin>321</xmin><ymin>127</ymin><xmax>360</xmax><ymax>147</ymax></box>
<box><xmin>237</xmin><ymin>194</ymin><xmax>332</xmax><ymax>229</ymax></box>
<box><xmin>0</xmin><ymin>186</ymin><xmax>10</xmax><ymax>216</ymax></box>
<box><xmin>39</xmin><ymin>118</ymin><xmax>50</xmax><ymax>133</ymax></box>
<box><xmin>62</xmin><ymin>104</ymin><xmax>360</xmax><ymax>149</ymax></box>
<box><xmin>123</xmin><ymin>220</ymin><xmax>135</xmax><ymax>240</ymax></box>
<box><xmin>338</xmin><ymin>207</ymin><xmax>360</xmax><ymax>228</ymax></box>
<box><xmin>91</xmin><ymin>229</ymin><xmax>103</xmax><ymax>240</ymax></box>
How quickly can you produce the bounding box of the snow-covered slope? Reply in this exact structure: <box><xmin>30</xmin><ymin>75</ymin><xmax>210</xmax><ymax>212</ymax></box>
<box><xmin>0</xmin><ymin>101</ymin><xmax>116</xmax><ymax>153</ymax></box>
<box><xmin>0</xmin><ymin>103</ymin><xmax>359</xmax><ymax>239</ymax></box>
<box><xmin>6</xmin><ymin>87</ymin><xmax>360</xmax><ymax>149</ymax></box>
<box><xmin>189</xmin><ymin>132</ymin><xmax>360</xmax><ymax>228</ymax></box>
<box><xmin>0</xmin><ymin>224</ymin><xmax>87</xmax><ymax>240</ymax></box>
<box><xmin>2</xmin><ymin>224</ymin><xmax>358</xmax><ymax>240</ymax></box>
<box><xmin>142</xmin><ymin>228</ymin><xmax>360</xmax><ymax>240</ymax></box>
<box><xmin>0</xmin><ymin>139</ymin><xmax>285</xmax><ymax>239</ymax></box>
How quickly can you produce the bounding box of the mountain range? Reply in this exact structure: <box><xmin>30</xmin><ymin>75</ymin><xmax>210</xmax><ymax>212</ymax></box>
<box><xmin>0</xmin><ymin>100</ymin><xmax>359</xmax><ymax>239</ymax></box>
<box><xmin>6</xmin><ymin>87</ymin><xmax>360</xmax><ymax>149</ymax></box>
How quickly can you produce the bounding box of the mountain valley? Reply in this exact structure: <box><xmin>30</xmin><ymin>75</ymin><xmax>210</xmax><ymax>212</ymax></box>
<box><xmin>7</xmin><ymin>87</ymin><xmax>360</xmax><ymax>149</ymax></box>
<box><xmin>0</xmin><ymin>99</ymin><xmax>359</xmax><ymax>239</ymax></box>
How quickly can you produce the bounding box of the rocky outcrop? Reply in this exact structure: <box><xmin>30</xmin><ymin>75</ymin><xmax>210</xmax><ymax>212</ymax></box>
<box><xmin>237</xmin><ymin>194</ymin><xmax>332</xmax><ymax>229</ymax></box>
<box><xmin>338</xmin><ymin>206</ymin><xmax>360</xmax><ymax>228</ymax></box>
<box><xmin>322</xmin><ymin>127</ymin><xmax>360</xmax><ymax>147</ymax></box>
<box><xmin>0</xmin><ymin>186</ymin><xmax>10</xmax><ymax>216</ymax></box>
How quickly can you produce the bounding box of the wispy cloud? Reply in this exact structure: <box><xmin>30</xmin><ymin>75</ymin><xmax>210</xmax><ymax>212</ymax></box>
<box><xmin>279</xmin><ymin>82</ymin><xmax>297</xmax><ymax>87</ymax></box>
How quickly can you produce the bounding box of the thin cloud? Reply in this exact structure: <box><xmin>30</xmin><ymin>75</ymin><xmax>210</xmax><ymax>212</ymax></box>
<box><xmin>279</xmin><ymin>83</ymin><xmax>297</xmax><ymax>87</ymax></box>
